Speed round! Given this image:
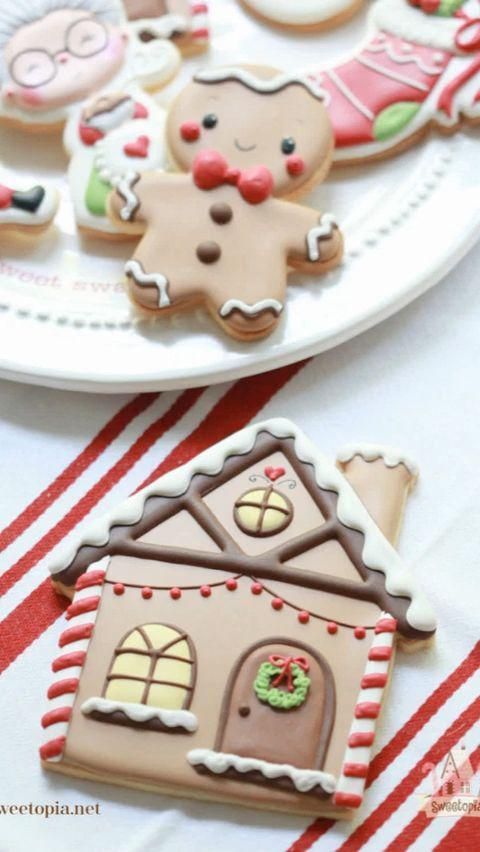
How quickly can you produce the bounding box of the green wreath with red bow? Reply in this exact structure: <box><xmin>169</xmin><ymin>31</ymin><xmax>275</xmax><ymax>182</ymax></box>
<box><xmin>254</xmin><ymin>654</ymin><xmax>311</xmax><ymax>710</ymax></box>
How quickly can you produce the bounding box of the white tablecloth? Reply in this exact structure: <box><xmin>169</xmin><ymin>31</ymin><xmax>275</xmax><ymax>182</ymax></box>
<box><xmin>1</xmin><ymin>241</ymin><xmax>479</xmax><ymax>852</ymax></box>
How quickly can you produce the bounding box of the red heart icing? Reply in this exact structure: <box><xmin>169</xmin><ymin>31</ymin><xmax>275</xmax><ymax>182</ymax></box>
<box><xmin>123</xmin><ymin>135</ymin><xmax>150</xmax><ymax>158</ymax></box>
<box><xmin>264</xmin><ymin>466</ymin><xmax>285</xmax><ymax>482</ymax></box>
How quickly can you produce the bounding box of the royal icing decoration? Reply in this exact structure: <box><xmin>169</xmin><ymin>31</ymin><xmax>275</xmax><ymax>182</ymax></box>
<box><xmin>42</xmin><ymin>419</ymin><xmax>435</xmax><ymax>818</ymax></box>
<box><xmin>240</xmin><ymin>0</ymin><xmax>366</xmax><ymax>31</ymax></box>
<box><xmin>309</xmin><ymin>0</ymin><xmax>480</xmax><ymax>163</ymax></box>
<box><xmin>107</xmin><ymin>65</ymin><xmax>343</xmax><ymax>340</ymax></box>
<box><xmin>0</xmin><ymin>180</ymin><xmax>58</xmax><ymax>231</ymax></box>
<box><xmin>124</xmin><ymin>0</ymin><xmax>210</xmax><ymax>55</ymax></box>
<box><xmin>0</xmin><ymin>0</ymin><xmax>179</xmax><ymax>236</ymax></box>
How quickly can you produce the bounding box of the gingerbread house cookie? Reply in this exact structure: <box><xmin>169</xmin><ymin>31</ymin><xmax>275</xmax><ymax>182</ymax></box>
<box><xmin>41</xmin><ymin>419</ymin><xmax>435</xmax><ymax>818</ymax></box>
<box><xmin>108</xmin><ymin>65</ymin><xmax>343</xmax><ymax>340</ymax></box>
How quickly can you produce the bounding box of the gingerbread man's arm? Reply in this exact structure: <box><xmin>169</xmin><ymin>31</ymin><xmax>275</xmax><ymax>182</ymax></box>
<box><xmin>285</xmin><ymin>203</ymin><xmax>343</xmax><ymax>274</ymax></box>
<box><xmin>108</xmin><ymin>170</ymin><xmax>157</xmax><ymax>235</ymax></box>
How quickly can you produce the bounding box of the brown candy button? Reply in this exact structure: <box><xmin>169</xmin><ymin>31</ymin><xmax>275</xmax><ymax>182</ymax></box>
<box><xmin>209</xmin><ymin>203</ymin><xmax>233</xmax><ymax>225</ymax></box>
<box><xmin>196</xmin><ymin>241</ymin><xmax>221</xmax><ymax>264</ymax></box>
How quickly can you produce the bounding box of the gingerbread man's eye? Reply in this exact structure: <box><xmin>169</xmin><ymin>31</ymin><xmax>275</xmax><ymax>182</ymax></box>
<box><xmin>202</xmin><ymin>113</ymin><xmax>218</xmax><ymax>129</ymax></box>
<box><xmin>281</xmin><ymin>137</ymin><xmax>296</xmax><ymax>154</ymax></box>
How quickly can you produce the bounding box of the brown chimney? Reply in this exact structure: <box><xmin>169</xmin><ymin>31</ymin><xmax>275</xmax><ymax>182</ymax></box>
<box><xmin>336</xmin><ymin>444</ymin><xmax>418</xmax><ymax>546</ymax></box>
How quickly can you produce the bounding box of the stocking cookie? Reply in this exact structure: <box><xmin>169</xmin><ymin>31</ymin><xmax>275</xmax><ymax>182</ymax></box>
<box><xmin>108</xmin><ymin>65</ymin><xmax>343</xmax><ymax>341</ymax></box>
<box><xmin>42</xmin><ymin>418</ymin><xmax>436</xmax><ymax>818</ymax></box>
<box><xmin>308</xmin><ymin>0</ymin><xmax>480</xmax><ymax>164</ymax></box>
<box><xmin>0</xmin><ymin>180</ymin><xmax>58</xmax><ymax>233</ymax></box>
<box><xmin>124</xmin><ymin>0</ymin><xmax>209</xmax><ymax>55</ymax></box>
<box><xmin>240</xmin><ymin>0</ymin><xmax>364</xmax><ymax>32</ymax></box>
<box><xmin>0</xmin><ymin>0</ymin><xmax>179</xmax><ymax>236</ymax></box>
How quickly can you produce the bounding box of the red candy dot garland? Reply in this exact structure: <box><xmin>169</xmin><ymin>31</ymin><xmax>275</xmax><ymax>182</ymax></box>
<box><xmin>271</xmin><ymin>597</ymin><xmax>283</xmax><ymax>611</ymax></box>
<box><xmin>354</xmin><ymin>626</ymin><xmax>366</xmax><ymax>640</ymax></box>
<box><xmin>298</xmin><ymin>610</ymin><xmax>310</xmax><ymax>624</ymax></box>
<box><xmin>170</xmin><ymin>587</ymin><xmax>182</xmax><ymax>600</ymax></box>
<box><xmin>327</xmin><ymin>621</ymin><xmax>338</xmax><ymax>635</ymax></box>
<box><xmin>141</xmin><ymin>587</ymin><xmax>153</xmax><ymax>600</ymax></box>
<box><xmin>226</xmin><ymin>578</ymin><xmax>238</xmax><ymax>591</ymax></box>
<box><xmin>180</xmin><ymin>121</ymin><xmax>200</xmax><ymax>142</ymax></box>
<box><xmin>200</xmin><ymin>585</ymin><xmax>211</xmax><ymax>598</ymax></box>
<box><xmin>251</xmin><ymin>582</ymin><xmax>263</xmax><ymax>595</ymax></box>
<box><xmin>113</xmin><ymin>583</ymin><xmax>124</xmax><ymax>596</ymax></box>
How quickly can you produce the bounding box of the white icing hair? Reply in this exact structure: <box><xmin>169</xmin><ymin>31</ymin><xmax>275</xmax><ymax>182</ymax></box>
<box><xmin>0</xmin><ymin>0</ymin><xmax>124</xmax><ymax>80</ymax></box>
<box><xmin>194</xmin><ymin>67</ymin><xmax>328</xmax><ymax>102</ymax></box>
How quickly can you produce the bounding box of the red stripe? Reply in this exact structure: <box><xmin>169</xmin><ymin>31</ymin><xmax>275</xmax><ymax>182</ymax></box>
<box><xmin>47</xmin><ymin>677</ymin><xmax>79</xmax><ymax>699</ymax></box>
<box><xmin>343</xmin><ymin>763</ymin><xmax>369</xmax><ymax>778</ymax></box>
<box><xmin>0</xmin><ymin>393</ymin><xmax>158</xmax><ymax>555</ymax></box>
<box><xmin>0</xmin><ymin>362</ymin><xmax>307</xmax><ymax>675</ymax></box>
<box><xmin>368</xmin><ymin>646</ymin><xmax>392</xmax><ymax>661</ymax></box>
<box><xmin>52</xmin><ymin>651</ymin><xmax>86</xmax><ymax>672</ymax></box>
<box><xmin>0</xmin><ymin>388</ymin><xmax>203</xmax><ymax>598</ymax></box>
<box><xmin>41</xmin><ymin>706</ymin><xmax>72</xmax><ymax>728</ymax></box>
<box><xmin>386</xmin><ymin>746</ymin><xmax>480</xmax><ymax>852</ymax></box>
<box><xmin>436</xmin><ymin>815</ymin><xmax>480</xmax><ymax>852</ymax></box>
<box><xmin>39</xmin><ymin>736</ymin><xmax>66</xmax><ymax>761</ymax></box>
<box><xmin>348</xmin><ymin>732</ymin><xmax>375</xmax><ymax>748</ymax></box>
<box><xmin>65</xmin><ymin>595</ymin><xmax>99</xmax><ymax>620</ymax></box>
<box><xmin>136</xmin><ymin>362</ymin><xmax>307</xmax><ymax>492</ymax></box>
<box><xmin>287</xmin><ymin>642</ymin><xmax>480</xmax><ymax>852</ymax></box>
<box><xmin>361</xmin><ymin>673</ymin><xmax>388</xmax><ymax>688</ymax></box>
<box><xmin>355</xmin><ymin>702</ymin><xmax>380</xmax><ymax>719</ymax></box>
<box><xmin>333</xmin><ymin>792</ymin><xmax>363</xmax><ymax>809</ymax></box>
<box><xmin>75</xmin><ymin>570</ymin><xmax>105</xmax><ymax>591</ymax></box>
<box><xmin>375</xmin><ymin>617</ymin><xmax>397</xmax><ymax>634</ymax></box>
<box><xmin>337</xmin><ymin>696</ymin><xmax>480</xmax><ymax>851</ymax></box>
<box><xmin>58</xmin><ymin>622</ymin><xmax>93</xmax><ymax>648</ymax></box>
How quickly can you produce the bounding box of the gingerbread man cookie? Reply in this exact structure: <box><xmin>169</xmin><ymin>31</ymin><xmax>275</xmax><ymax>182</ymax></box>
<box><xmin>309</xmin><ymin>0</ymin><xmax>480</xmax><ymax>164</ymax></box>
<box><xmin>240</xmin><ymin>0</ymin><xmax>364</xmax><ymax>32</ymax></box>
<box><xmin>0</xmin><ymin>0</ymin><xmax>179</xmax><ymax>236</ymax></box>
<box><xmin>108</xmin><ymin>66</ymin><xmax>343</xmax><ymax>341</ymax></box>
<box><xmin>124</xmin><ymin>0</ymin><xmax>210</xmax><ymax>55</ymax></box>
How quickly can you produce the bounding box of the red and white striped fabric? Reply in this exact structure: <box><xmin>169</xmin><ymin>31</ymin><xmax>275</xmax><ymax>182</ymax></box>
<box><xmin>1</xmin><ymin>242</ymin><xmax>479</xmax><ymax>851</ymax></box>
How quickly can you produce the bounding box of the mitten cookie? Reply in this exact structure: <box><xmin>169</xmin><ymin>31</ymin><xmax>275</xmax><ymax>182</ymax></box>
<box><xmin>308</xmin><ymin>0</ymin><xmax>480</xmax><ymax>164</ymax></box>
<box><xmin>108</xmin><ymin>65</ymin><xmax>343</xmax><ymax>341</ymax></box>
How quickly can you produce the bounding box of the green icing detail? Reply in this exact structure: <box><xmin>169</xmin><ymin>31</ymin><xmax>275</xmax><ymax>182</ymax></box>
<box><xmin>85</xmin><ymin>166</ymin><xmax>111</xmax><ymax>217</ymax></box>
<box><xmin>373</xmin><ymin>102</ymin><xmax>421</xmax><ymax>142</ymax></box>
<box><xmin>436</xmin><ymin>0</ymin><xmax>464</xmax><ymax>17</ymax></box>
<box><xmin>253</xmin><ymin>661</ymin><xmax>311</xmax><ymax>710</ymax></box>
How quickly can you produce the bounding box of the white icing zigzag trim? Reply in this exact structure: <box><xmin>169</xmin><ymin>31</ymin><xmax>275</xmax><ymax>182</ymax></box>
<box><xmin>115</xmin><ymin>170</ymin><xmax>141</xmax><ymax>222</ymax></box>
<box><xmin>48</xmin><ymin>418</ymin><xmax>436</xmax><ymax>634</ymax></box>
<box><xmin>365</xmin><ymin>39</ymin><xmax>445</xmax><ymax>76</ymax></box>
<box><xmin>195</xmin><ymin>67</ymin><xmax>328</xmax><ymax>101</ymax></box>
<box><xmin>125</xmin><ymin>259</ymin><xmax>171</xmax><ymax>309</ymax></box>
<box><xmin>129</xmin><ymin>14</ymin><xmax>188</xmax><ymax>38</ymax></box>
<box><xmin>219</xmin><ymin>299</ymin><xmax>283</xmax><ymax>318</ymax></box>
<box><xmin>187</xmin><ymin>749</ymin><xmax>337</xmax><ymax>793</ymax></box>
<box><xmin>336</xmin><ymin>443</ymin><xmax>419</xmax><ymax>478</ymax></box>
<box><xmin>81</xmin><ymin>697</ymin><xmax>198</xmax><ymax>732</ymax></box>
<box><xmin>307</xmin><ymin>213</ymin><xmax>337</xmax><ymax>262</ymax></box>
<box><xmin>370</xmin><ymin>0</ymin><xmax>461</xmax><ymax>54</ymax></box>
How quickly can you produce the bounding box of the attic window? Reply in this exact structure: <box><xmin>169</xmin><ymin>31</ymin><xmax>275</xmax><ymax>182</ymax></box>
<box><xmin>234</xmin><ymin>486</ymin><xmax>294</xmax><ymax>538</ymax></box>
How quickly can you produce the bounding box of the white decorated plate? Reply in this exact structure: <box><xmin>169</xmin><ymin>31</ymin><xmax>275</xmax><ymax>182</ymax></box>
<box><xmin>0</xmin><ymin>0</ymin><xmax>479</xmax><ymax>392</ymax></box>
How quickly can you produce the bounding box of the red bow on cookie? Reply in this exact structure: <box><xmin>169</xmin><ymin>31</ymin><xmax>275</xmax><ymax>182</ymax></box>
<box><xmin>269</xmin><ymin>654</ymin><xmax>310</xmax><ymax>692</ymax></box>
<box><xmin>193</xmin><ymin>150</ymin><xmax>274</xmax><ymax>205</ymax></box>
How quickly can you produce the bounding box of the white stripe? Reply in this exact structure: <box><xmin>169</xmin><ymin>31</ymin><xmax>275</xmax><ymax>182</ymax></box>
<box><xmin>326</xmin><ymin>69</ymin><xmax>375</xmax><ymax>121</ymax></box>
<box><xmin>357</xmin><ymin>55</ymin><xmax>429</xmax><ymax>93</ymax></box>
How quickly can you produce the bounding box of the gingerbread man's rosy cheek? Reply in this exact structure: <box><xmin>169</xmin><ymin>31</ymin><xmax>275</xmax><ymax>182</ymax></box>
<box><xmin>286</xmin><ymin>155</ymin><xmax>306</xmax><ymax>177</ymax></box>
<box><xmin>180</xmin><ymin>121</ymin><xmax>201</xmax><ymax>142</ymax></box>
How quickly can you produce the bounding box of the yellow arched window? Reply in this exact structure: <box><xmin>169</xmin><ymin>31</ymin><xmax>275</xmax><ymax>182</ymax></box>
<box><xmin>104</xmin><ymin>623</ymin><xmax>196</xmax><ymax>711</ymax></box>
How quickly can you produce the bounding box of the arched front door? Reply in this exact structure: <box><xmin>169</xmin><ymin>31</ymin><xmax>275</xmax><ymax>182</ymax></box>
<box><xmin>216</xmin><ymin>639</ymin><xmax>335</xmax><ymax>770</ymax></box>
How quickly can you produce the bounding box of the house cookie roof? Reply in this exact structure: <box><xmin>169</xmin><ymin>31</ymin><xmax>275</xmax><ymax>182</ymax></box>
<box><xmin>49</xmin><ymin>418</ymin><xmax>436</xmax><ymax>636</ymax></box>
